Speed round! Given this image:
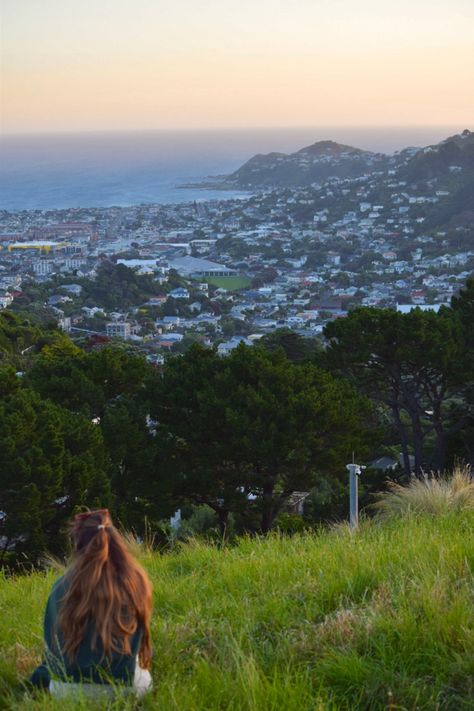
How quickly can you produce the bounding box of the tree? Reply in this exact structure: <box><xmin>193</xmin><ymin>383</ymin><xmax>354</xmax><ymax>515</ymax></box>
<box><xmin>26</xmin><ymin>343</ymin><xmax>148</xmax><ymax>418</ymax></box>
<box><xmin>150</xmin><ymin>344</ymin><xmax>370</xmax><ymax>533</ymax></box>
<box><xmin>0</xmin><ymin>311</ymin><xmax>43</xmax><ymax>361</ymax></box>
<box><xmin>24</xmin><ymin>339</ymin><xmax>101</xmax><ymax>416</ymax></box>
<box><xmin>450</xmin><ymin>279</ymin><xmax>474</xmax><ymax>464</ymax></box>
<box><xmin>0</xmin><ymin>388</ymin><xmax>110</xmax><ymax>564</ymax></box>
<box><xmin>80</xmin><ymin>262</ymin><xmax>160</xmax><ymax>310</ymax></box>
<box><xmin>100</xmin><ymin>397</ymin><xmax>173</xmax><ymax>531</ymax></box>
<box><xmin>324</xmin><ymin>306</ymin><xmax>467</xmax><ymax>473</ymax></box>
<box><xmin>260</xmin><ymin>329</ymin><xmax>321</xmax><ymax>363</ymax></box>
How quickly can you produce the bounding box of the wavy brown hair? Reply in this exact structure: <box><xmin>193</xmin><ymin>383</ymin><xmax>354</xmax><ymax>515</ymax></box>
<box><xmin>58</xmin><ymin>509</ymin><xmax>153</xmax><ymax>669</ymax></box>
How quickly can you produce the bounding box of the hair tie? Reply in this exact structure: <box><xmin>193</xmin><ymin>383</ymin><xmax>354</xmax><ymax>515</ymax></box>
<box><xmin>97</xmin><ymin>524</ymin><xmax>107</xmax><ymax>530</ymax></box>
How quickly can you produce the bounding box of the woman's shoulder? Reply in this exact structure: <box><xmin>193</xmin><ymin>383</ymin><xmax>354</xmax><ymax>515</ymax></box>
<box><xmin>48</xmin><ymin>574</ymin><xmax>70</xmax><ymax>604</ymax></box>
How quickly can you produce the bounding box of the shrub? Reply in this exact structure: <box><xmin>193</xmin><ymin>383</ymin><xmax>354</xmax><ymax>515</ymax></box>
<box><xmin>274</xmin><ymin>512</ymin><xmax>309</xmax><ymax>533</ymax></box>
<box><xmin>373</xmin><ymin>465</ymin><xmax>474</xmax><ymax>517</ymax></box>
<box><xmin>176</xmin><ymin>505</ymin><xmax>220</xmax><ymax>539</ymax></box>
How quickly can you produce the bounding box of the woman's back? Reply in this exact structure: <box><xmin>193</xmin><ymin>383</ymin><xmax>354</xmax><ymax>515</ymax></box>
<box><xmin>32</xmin><ymin>509</ymin><xmax>153</xmax><ymax>696</ymax></box>
<box><xmin>44</xmin><ymin>575</ymin><xmax>143</xmax><ymax>684</ymax></box>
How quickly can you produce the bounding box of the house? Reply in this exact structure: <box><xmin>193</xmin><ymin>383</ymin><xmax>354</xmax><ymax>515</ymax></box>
<box><xmin>0</xmin><ymin>293</ymin><xmax>13</xmax><ymax>308</ymax></box>
<box><xmin>194</xmin><ymin>313</ymin><xmax>221</xmax><ymax>326</ymax></box>
<box><xmin>60</xmin><ymin>283</ymin><xmax>83</xmax><ymax>296</ymax></box>
<box><xmin>143</xmin><ymin>296</ymin><xmax>167</xmax><ymax>306</ymax></box>
<box><xmin>217</xmin><ymin>336</ymin><xmax>253</xmax><ymax>356</ymax></box>
<box><xmin>160</xmin><ymin>315</ymin><xmax>181</xmax><ymax>328</ymax></box>
<box><xmin>146</xmin><ymin>353</ymin><xmax>165</xmax><ymax>366</ymax></box>
<box><xmin>167</xmin><ymin>256</ymin><xmax>237</xmax><ymax>278</ymax></box>
<box><xmin>411</xmin><ymin>290</ymin><xmax>426</xmax><ymax>304</ymax></box>
<box><xmin>106</xmin><ymin>321</ymin><xmax>132</xmax><ymax>340</ymax></box>
<box><xmin>116</xmin><ymin>259</ymin><xmax>161</xmax><ymax>274</ymax></box>
<box><xmin>156</xmin><ymin>339</ymin><xmax>178</xmax><ymax>349</ymax></box>
<box><xmin>284</xmin><ymin>491</ymin><xmax>310</xmax><ymax>515</ymax></box>
<box><xmin>48</xmin><ymin>294</ymin><xmax>72</xmax><ymax>306</ymax></box>
<box><xmin>169</xmin><ymin>288</ymin><xmax>190</xmax><ymax>299</ymax></box>
<box><xmin>82</xmin><ymin>306</ymin><xmax>105</xmax><ymax>317</ymax></box>
<box><xmin>368</xmin><ymin>456</ymin><xmax>398</xmax><ymax>471</ymax></box>
<box><xmin>33</xmin><ymin>260</ymin><xmax>54</xmax><ymax>276</ymax></box>
<box><xmin>158</xmin><ymin>333</ymin><xmax>183</xmax><ymax>343</ymax></box>
<box><xmin>58</xmin><ymin>316</ymin><xmax>72</xmax><ymax>332</ymax></box>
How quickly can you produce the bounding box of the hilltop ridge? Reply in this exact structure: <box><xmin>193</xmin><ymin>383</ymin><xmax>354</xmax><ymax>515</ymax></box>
<box><xmin>226</xmin><ymin>138</ymin><xmax>382</xmax><ymax>188</ymax></box>
<box><xmin>296</xmin><ymin>139</ymin><xmax>371</xmax><ymax>156</ymax></box>
<box><xmin>217</xmin><ymin>129</ymin><xmax>473</xmax><ymax>189</ymax></box>
<box><xmin>400</xmin><ymin>129</ymin><xmax>474</xmax><ymax>181</ymax></box>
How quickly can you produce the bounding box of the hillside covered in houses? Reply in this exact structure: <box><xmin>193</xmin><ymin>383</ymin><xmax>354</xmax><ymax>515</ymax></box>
<box><xmin>0</xmin><ymin>130</ymin><xmax>472</xmax><ymax>360</ymax></box>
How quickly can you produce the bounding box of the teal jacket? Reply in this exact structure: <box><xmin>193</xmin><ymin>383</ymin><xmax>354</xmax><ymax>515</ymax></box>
<box><xmin>42</xmin><ymin>575</ymin><xmax>142</xmax><ymax>685</ymax></box>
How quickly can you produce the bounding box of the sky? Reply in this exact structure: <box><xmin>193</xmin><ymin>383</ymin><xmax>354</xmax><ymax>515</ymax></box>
<box><xmin>1</xmin><ymin>0</ymin><xmax>473</xmax><ymax>134</ymax></box>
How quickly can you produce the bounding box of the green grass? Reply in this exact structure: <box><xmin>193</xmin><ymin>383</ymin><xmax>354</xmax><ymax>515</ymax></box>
<box><xmin>204</xmin><ymin>276</ymin><xmax>252</xmax><ymax>291</ymax></box>
<box><xmin>1</xmin><ymin>512</ymin><xmax>473</xmax><ymax>710</ymax></box>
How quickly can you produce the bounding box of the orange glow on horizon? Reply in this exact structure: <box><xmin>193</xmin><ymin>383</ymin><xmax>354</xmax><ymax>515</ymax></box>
<box><xmin>1</xmin><ymin>0</ymin><xmax>473</xmax><ymax>133</ymax></box>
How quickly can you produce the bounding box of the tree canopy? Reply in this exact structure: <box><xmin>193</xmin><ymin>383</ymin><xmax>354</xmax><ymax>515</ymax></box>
<box><xmin>0</xmin><ymin>382</ymin><xmax>110</xmax><ymax>564</ymax></box>
<box><xmin>150</xmin><ymin>344</ymin><xmax>370</xmax><ymax>532</ymax></box>
<box><xmin>2</xmin><ymin>279</ymin><xmax>474</xmax><ymax>565</ymax></box>
<box><xmin>324</xmin><ymin>305</ymin><xmax>469</xmax><ymax>472</ymax></box>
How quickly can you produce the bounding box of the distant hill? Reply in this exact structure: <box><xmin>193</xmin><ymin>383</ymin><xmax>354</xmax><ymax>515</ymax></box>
<box><xmin>295</xmin><ymin>139</ymin><xmax>368</xmax><ymax>157</ymax></box>
<box><xmin>400</xmin><ymin>129</ymin><xmax>474</xmax><ymax>182</ymax></box>
<box><xmin>423</xmin><ymin>171</ymin><xmax>474</xmax><ymax>230</ymax></box>
<box><xmin>226</xmin><ymin>139</ymin><xmax>387</xmax><ymax>188</ymax></box>
<box><xmin>220</xmin><ymin>130</ymin><xmax>474</xmax><ymax>190</ymax></box>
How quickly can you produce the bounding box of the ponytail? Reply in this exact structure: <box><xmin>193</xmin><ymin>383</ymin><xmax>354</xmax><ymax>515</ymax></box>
<box><xmin>58</xmin><ymin>510</ymin><xmax>153</xmax><ymax>668</ymax></box>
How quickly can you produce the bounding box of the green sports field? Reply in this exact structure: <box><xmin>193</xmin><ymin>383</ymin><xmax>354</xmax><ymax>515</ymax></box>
<box><xmin>205</xmin><ymin>276</ymin><xmax>252</xmax><ymax>291</ymax></box>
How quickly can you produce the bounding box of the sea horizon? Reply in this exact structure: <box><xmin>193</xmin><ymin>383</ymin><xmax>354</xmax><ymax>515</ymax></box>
<box><xmin>0</xmin><ymin>125</ymin><xmax>465</xmax><ymax>212</ymax></box>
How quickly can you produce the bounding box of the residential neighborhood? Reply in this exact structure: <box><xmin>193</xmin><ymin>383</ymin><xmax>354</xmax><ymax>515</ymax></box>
<box><xmin>0</xmin><ymin>132</ymin><xmax>472</xmax><ymax>357</ymax></box>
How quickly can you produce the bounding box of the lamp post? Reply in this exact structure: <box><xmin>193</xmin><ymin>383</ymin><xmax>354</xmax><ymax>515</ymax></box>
<box><xmin>346</xmin><ymin>462</ymin><xmax>365</xmax><ymax>529</ymax></box>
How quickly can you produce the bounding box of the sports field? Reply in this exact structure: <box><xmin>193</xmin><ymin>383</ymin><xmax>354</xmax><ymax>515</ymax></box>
<box><xmin>205</xmin><ymin>276</ymin><xmax>252</xmax><ymax>290</ymax></box>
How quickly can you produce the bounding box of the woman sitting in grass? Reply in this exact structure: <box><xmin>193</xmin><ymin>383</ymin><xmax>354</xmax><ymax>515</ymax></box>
<box><xmin>31</xmin><ymin>509</ymin><xmax>153</xmax><ymax>699</ymax></box>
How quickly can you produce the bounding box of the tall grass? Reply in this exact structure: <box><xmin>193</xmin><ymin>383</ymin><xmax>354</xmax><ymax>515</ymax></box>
<box><xmin>1</xmin><ymin>511</ymin><xmax>473</xmax><ymax>710</ymax></box>
<box><xmin>373</xmin><ymin>465</ymin><xmax>474</xmax><ymax>517</ymax></box>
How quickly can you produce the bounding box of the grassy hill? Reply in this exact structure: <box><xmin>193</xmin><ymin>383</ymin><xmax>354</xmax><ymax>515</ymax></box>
<box><xmin>1</xmin><ymin>511</ymin><xmax>473</xmax><ymax>710</ymax></box>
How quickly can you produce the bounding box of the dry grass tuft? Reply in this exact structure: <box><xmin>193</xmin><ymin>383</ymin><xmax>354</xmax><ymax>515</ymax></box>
<box><xmin>373</xmin><ymin>465</ymin><xmax>474</xmax><ymax>517</ymax></box>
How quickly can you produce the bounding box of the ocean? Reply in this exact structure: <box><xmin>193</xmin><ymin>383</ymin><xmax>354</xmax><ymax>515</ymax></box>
<box><xmin>0</xmin><ymin>126</ymin><xmax>462</xmax><ymax>211</ymax></box>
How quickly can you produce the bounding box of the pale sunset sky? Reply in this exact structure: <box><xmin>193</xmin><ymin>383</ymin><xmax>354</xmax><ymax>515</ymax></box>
<box><xmin>0</xmin><ymin>0</ymin><xmax>473</xmax><ymax>134</ymax></box>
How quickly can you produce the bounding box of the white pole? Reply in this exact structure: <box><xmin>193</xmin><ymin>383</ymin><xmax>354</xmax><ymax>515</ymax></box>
<box><xmin>170</xmin><ymin>509</ymin><xmax>181</xmax><ymax>531</ymax></box>
<box><xmin>346</xmin><ymin>463</ymin><xmax>365</xmax><ymax>529</ymax></box>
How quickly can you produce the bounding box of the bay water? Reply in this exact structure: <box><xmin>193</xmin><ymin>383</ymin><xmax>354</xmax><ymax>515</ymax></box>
<box><xmin>0</xmin><ymin>126</ymin><xmax>462</xmax><ymax>211</ymax></box>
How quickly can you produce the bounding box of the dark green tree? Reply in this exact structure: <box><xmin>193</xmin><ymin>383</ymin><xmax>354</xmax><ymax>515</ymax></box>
<box><xmin>324</xmin><ymin>306</ymin><xmax>466</xmax><ymax>472</ymax></box>
<box><xmin>100</xmin><ymin>398</ymin><xmax>173</xmax><ymax>531</ymax></box>
<box><xmin>0</xmin><ymin>311</ymin><xmax>43</xmax><ymax>361</ymax></box>
<box><xmin>150</xmin><ymin>344</ymin><xmax>370</xmax><ymax>532</ymax></box>
<box><xmin>260</xmin><ymin>329</ymin><xmax>321</xmax><ymax>363</ymax></box>
<box><xmin>25</xmin><ymin>339</ymin><xmax>101</xmax><ymax>416</ymax></box>
<box><xmin>26</xmin><ymin>343</ymin><xmax>148</xmax><ymax>418</ymax></box>
<box><xmin>450</xmin><ymin>279</ymin><xmax>474</xmax><ymax>464</ymax></box>
<box><xmin>0</xmin><ymin>388</ymin><xmax>110</xmax><ymax>564</ymax></box>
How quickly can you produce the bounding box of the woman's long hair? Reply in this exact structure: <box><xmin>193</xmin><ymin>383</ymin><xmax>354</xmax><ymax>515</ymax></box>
<box><xmin>58</xmin><ymin>509</ymin><xmax>153</xmax><ymax>669</ymax></box>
